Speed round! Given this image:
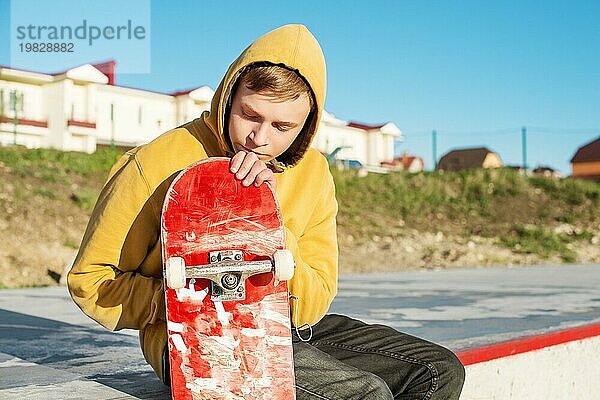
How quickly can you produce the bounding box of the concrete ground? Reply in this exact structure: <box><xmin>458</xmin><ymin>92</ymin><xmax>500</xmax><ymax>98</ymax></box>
<box><xmin>1</xmin><ymin>263</ymin><xmax>599</xmax><ymax>399</ymax></box>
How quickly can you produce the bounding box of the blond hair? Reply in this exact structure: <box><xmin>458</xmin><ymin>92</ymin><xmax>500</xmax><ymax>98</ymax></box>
<box><xmin>237</xmin><ymin>63</ymin><xmax>315</xmax><ymax>109</ymax></box>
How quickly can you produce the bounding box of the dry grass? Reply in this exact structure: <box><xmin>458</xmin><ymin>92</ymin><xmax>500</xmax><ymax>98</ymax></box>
<box><xmin>1</xmin><ymin>146</ymin><xmax>599</xmax><ymax>287</ymax></box>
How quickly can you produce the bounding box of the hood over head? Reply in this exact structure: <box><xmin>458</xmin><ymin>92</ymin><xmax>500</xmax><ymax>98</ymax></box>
<box><xmin>202</xmin><ymin>24</ymin><xmax>326</xmax><ymax>168</ymax></box>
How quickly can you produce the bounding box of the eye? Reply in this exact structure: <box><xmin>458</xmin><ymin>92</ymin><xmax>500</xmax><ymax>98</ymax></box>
<box><xmin>274</xmin><ymin>124</ymin><xmax>290</xmax><ymax>132</ymax></box>
<box><xmin>242</xmin><ymin>110</ymin><xmax>259</xmax><ymax>121</ymax></box>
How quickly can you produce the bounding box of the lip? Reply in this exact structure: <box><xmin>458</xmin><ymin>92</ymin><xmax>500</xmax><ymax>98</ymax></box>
<box><xmin>240</xmin><ymin>145</ymin><xmax>269</xmax><ymax>156</ymax></box>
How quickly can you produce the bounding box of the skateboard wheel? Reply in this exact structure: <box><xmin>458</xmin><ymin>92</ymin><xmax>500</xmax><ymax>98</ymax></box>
<box><xmin>166</xmin><ymin>257</ymin><xmax>186</xmax><ymax>289</ymax></box>
<box><xmin>273</xmin><ymin>250</ymin><xmax>295</xmax><ymax>281</ymax></box>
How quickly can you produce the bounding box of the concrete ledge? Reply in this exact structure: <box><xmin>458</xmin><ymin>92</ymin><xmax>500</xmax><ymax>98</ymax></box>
<box><xmin>2</xmin><ymin>265</ymin><xmax>599</xmax><ymax>399</ymax></box>
<box><xmin>0</xmin><ymin>352</ymin><xmax>133</xmax><ymax>399</ymax></box>
<box><xmin>458</xmin><ymin>324</ymin><xmax>600</xmax><ymax>399</ymax></box>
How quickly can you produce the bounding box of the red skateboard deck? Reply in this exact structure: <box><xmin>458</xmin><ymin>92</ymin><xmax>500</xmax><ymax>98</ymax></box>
<box><xmin>161</xmin><ymin>158</ymin><xmax>296</xmax><ymax>400</ymax></box>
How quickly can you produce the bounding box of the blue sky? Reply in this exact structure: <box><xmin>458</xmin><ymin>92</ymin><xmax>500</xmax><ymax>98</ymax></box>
<box><xmin>1</xmin><ymin>0</ymin><xmax>599</xmax><ymax>174</ymax></box>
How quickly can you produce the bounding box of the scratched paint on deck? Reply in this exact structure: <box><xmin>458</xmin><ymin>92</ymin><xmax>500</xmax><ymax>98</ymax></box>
<box><xmin>161</xmin><ymin>158</ymin><xmax>295</xmax><ymax>400</ymax></box>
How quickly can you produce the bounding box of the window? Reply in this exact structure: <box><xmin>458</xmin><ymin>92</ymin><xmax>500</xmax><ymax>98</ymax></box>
<box><xmin>0</xmin><ymin>89</ymin><xmax>5</xmax><ymax>116</ymax></box>
<box><xmin>3</xmin><ymin>90</ymin><xmax>24</xmax><ymax>118</ymax></box>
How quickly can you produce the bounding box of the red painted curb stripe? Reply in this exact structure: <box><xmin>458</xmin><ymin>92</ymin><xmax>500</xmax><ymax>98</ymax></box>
<box><xmin>456</xmin><ymin>323</ymin><xmax>600</xmax><ymax>366</ymax></box>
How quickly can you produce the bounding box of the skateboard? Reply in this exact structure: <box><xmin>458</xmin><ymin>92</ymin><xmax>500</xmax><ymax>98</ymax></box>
<box><xmin>161</xmin><ymin>158</ymin><xmax>296</xmax><ymax>400</ymax></box>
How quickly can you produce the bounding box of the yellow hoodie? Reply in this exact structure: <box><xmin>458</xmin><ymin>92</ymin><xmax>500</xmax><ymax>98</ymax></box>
<box><xmin>67</xmin><ymin>24</ymin><xmax>338</xmax><ymax>379</ymax></box>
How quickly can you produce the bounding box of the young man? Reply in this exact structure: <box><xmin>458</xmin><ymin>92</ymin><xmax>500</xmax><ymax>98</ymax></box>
<box><xmin>68</xmin><ymin>24</ymin><xmax>465</xmax><ymax>399</ymax></box>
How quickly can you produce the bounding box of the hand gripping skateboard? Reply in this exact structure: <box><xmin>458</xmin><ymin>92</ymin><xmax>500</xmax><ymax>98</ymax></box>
<box><xmin>161</xmin><ymin>158</ymin><xmax>296</xmax><ymax>399</ymax></box>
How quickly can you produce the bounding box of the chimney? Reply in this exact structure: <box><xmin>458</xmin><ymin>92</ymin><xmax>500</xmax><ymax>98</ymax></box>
<box><xmin>92</xmin><ymin>60</ymin><xmax>116</xmax><ymax>85</ymax></box>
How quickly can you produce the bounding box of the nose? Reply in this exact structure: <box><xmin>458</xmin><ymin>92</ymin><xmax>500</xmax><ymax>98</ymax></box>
<box><xmin>250</xmin><ymin>122</ymin><xmax>269</xmax><ymax>147</ymax></box>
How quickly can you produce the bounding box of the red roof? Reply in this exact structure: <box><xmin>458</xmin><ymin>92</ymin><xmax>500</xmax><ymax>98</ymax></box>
<box><xmin>381</xmin><ymin>154</ymin><xmax>424</xmax><ymax>170</ymax></box>
<box><xmin>0</xmin><ymin>64</ymin><xmax>53</xmax><ymax>75</ymax></box>
<box><xmin>1</xmin><ymin>61</ymin><xmax>183</xmax><ymax>96</ymax></box>
<box><xmin>48</xmin><ymin>59</ymin><xmax>116</xmax><ymax>79</ymax></box>
<box><xmin>347</xmin><ymin>121</ymin><xmax>387</xmax><ymax>130</ymax></box>
<box><xmin>92</xmin><ymin>60</ymin><xmax>116</xmax><ymax>85</ymax></box>
<box><xmin>170</xmin><ymin>89</ymin><xmax>195</xmax><ymax>97</ymax></box>
<box><xmin>571</xmin><ymin>137</ymin><xmax>600</xmax><ymax>163</ymax></box>
<box><xmin>4</xmin><ymin>59</ymin><xmax>118</xmax><ymax>86</ymax></box>
<box><xmin>438</xmin><ymin>147</ymin><xmax>497</xmax><ymax>171</ymax></box>
<box><xmin>400</xmin><ymin>155</ymin><xmax>419</xmax><ymax>169</ymax></box>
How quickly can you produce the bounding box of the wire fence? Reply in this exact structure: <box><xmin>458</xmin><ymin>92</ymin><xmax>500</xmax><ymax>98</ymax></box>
<box><xmin>395</xmin><ymin>127</ymin><xmax>600</xmax><ymax>174</ymax></box>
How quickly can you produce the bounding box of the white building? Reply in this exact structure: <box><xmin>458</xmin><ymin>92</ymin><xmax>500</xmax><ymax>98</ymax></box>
<box><xmin>0</xmin><ymin>61</ymin><xmax>402</xmax><ymax>166</ymax></box>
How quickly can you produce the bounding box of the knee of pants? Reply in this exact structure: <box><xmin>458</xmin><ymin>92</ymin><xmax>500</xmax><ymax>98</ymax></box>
<box><xmin>434</xmin><ymin>346</ymin><xmax>466</xmax><ymax>392</ymax></box>
<box><xmin>362</xmin><ymin>373</ymin><xmax>394</xmax><ymax>399</ymax></box>
<box><xmin>296</xmin><ymin>371</ymin><xmax>392</xmax><ymax>400</ymax></box>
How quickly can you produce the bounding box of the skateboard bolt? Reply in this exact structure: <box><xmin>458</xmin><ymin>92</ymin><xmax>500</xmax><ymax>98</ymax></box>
<box><xmin>222</xmin><ymin>274</ymin><xmax>240</xmax><ymax>290</ymax></box>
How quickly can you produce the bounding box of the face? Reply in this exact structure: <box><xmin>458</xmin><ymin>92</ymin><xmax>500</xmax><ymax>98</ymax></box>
<box><xmin>227</xmin><ymin>84</ymin><xmax>311</xmax><ymax>162</ymax></box>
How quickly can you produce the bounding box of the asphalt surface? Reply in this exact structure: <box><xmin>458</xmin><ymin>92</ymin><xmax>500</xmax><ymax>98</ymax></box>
<box><xmin>1</xmin><ymin>263</ymin><xmax>599</xmax><ymax>399</ymax></box>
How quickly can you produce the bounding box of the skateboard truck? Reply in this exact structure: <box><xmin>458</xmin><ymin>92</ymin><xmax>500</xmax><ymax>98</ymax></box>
<box><xmin>165</xmin><ymin>249</ymin><xmax>295</xmax><ymax>301</ymax></box>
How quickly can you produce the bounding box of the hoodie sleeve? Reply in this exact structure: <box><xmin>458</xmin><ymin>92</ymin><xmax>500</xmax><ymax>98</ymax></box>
<box><xmin>286</xmin><ymin>165</ymin><xmax>338</xmax><ymax>328</ymax></box>
<box><xmin>67</xmin><ymin>152</ymin><xmax>166</xmax><ymax>331</ymax></box>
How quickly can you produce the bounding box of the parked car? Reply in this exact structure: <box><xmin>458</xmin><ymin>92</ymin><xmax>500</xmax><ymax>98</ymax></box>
<box><xmin>336</xmin><ymin>159</ymin><xmax>363</xmax><ymax>169</ymax></box>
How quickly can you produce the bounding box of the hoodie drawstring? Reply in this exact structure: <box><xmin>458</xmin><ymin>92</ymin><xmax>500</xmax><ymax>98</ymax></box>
<box><xmin>289</xmin><ymin>294</ymin><xmax>313</xmax><ymax>342</ymax></box>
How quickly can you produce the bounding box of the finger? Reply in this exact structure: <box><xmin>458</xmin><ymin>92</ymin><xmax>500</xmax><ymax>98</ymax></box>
<box><xmin>236</xmin><ymin>152</ymin><xmax>259</xmax><ymax>180</ymax></box>
<box><xmin>230</xmin><ymin>151</ymin><xmax>246</xmax><ymax>173</ymax></box>
<box><xmin>253</xmin><ymin>167</ymin><xmax>272</xmax><ymax>186</ymax></box>
<box><xmin>242</xmin><ymin>160</ymin><xmax>267</xmax><ymax>186</ymax></box>
<box><xmin>254</xmin><ymin>168</ymin><xmax>276</xmax><ymax>190</ymax></box>
<box><xmin>265</xmin><ymin>171</ymin><xmax>277</xmax><ymax>191</ymax></box>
